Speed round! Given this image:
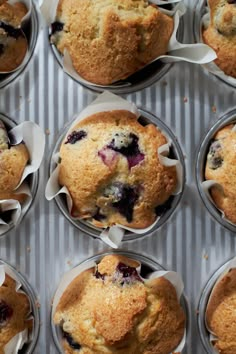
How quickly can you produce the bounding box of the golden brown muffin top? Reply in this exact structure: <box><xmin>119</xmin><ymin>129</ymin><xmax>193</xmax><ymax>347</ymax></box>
<box><xmin>206</xmin><ymin>268</ymin><xmax>236</xmax><ymax>354</ymax></box>
<box><xmin>205</xmin><ymin>124</ymin><xmax>236</xmax><ymax>224</ymax></box>
<box><xmin>0</xmin><ymin>273</ymin><xmax>32</xmax><ymax>353</ymax></box>
<box><xmin>59</xmin><ymin>110</ymin><xmax>177</xmax><ymax>229</ymax></box>
<box><xmin>54</xmin><ymin>254</ymin><xmax>185</xmax><ymax>354</ymax></box>
<box><xmin>0</xmin><ymin>120</ymin><xmax>29</xmax><ymax>196</ymax></box>
<box><xmin>51</xmin><ymin>0</ymin><xmax>174</xmax><ymax>85</ymax></box>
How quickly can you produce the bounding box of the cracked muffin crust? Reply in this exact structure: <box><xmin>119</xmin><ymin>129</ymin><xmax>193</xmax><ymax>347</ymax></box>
<box><xmin>205</xmin><ymin>124</ymin><xmax>236</xmax><ymax>224</ymax></box>
<box><xmin>0</xmin><ymin>120</ymin><xmax>29</xmax><ymax>202</ymax></box>
<box><xmin>0</xmin><ymin>273</ymin><xmax>32</xmax><ymax>353</ymax></box>
<box><xmin>58</xmin><ymin>110</ymin><xmax>177</xmax><ymax>229</ymax></box>
<box><xmin>0</xmin><ymin>0</ymin><xmax>28</xmax><ymax>72</ymax></box>
<box><xmin>50</xmin><ymin>0</ymin><xmax>174</xmax><ymax>85</ymax></box>
<box><xmin>202</xmin><ymin>0</ymin><xmax>236</xmax><ymax>78</ymax></box>
<box><xmin>206</xmin><ymin>268</ymin><xmax>236</xmax><ymax>354</ymax></box>
<box><xmin>54</xmin><ymin>254</ymin><xmax>186</xmax><ymax>354</ymax></box>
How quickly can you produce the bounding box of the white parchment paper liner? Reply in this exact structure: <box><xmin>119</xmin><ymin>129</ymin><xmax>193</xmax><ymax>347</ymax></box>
<box><xmin>45</xmin><ymin>92</ymin><xmax>183</xmax><ymax>248</ymax></box>
<box><xmin>41</xmin><ymin>0</ymin><xmax>216</xmax><ymax>88</ymax></box>
<box><xmin>201</xmin><ymin>124</ymin><xmax>236</xmax><ymax>228</ymax></box>
<box><xmin>0</xmin><ymin>121</ymin><xmax>45</xmax><ymax>235</ymax></box>
<box><xmin>0</xmin><ymin>0</ymin><xmax>32</xmax><ymax>74</ymax></box>
<box><xmin>200</xmin><ymin>5</ymin><xmax>236</xmax><ymax>87</ymax></box>
<box><xmin>0</xmin><ymin>264</ymin><xmax>33</xmax><ymax>354</ymax></box>
<box><xmin>52</xmin><ymin>257</ymin><xmax>186</xmax><ymax>353</ymax></box>
<box><xmin>205</xmin><ymin>257</ymin><xmax>236</xmax><ymax>352</ymax></box>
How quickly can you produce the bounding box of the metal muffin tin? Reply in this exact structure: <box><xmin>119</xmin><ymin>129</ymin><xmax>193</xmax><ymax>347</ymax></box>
<box><xmin>51</xmin><ymin>250</ymin><xmax>190</xmax><ymax>354</ymax></box>
<box><xmin>0</xmin><ymin>114</ymin><xmax>39</xmax><ymax>238</ymax></box>
<box><xmin>0</xmin><ymin>259</ymin><xmax>40</xmax><ymax>353</ymax></box>
<box><xmin>197</xmin><ymin>257</ymin><xmax>234</xmax><ymax>353</ymax></box>
<box><xmin>0</xmin><ymin>2</ymin><xmax>39</xmax><ymax>89</ymax></box>
<box><xmin>49</xmin><ymin>108</ymin><xmax>185</xmax><ymax>242</ymax></box>
<box><xmin>196</xmin><ymin>108</ymin><xmax>236</xmax><ymax>233</ymax></box>
<box><xmin>49</xmin><ymin>4</ymin><xmax>184</xmax><ymax>94</ymax></box>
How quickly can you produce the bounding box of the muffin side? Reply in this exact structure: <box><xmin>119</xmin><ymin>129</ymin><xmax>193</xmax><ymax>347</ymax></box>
<box><xmin>58</xmin><ymin>110</ymin><xmax>177</xmax><ymax>229</ymax></box>
<box><xmin>206</xmin><ymin>268</ymin><xmax>236</xmax><ymax>354</ymax></box>
<box><xmin>54</xmin><ymin>254</ymin><xmax>185</xmax><ymax>354</ymax></box>
<box><xmin>0</xmin><ymin>273</ymin><xmax>32</xmax><ymax>353</ymax></box>
<box><xmin>0</xmin><ymin>1</ymin><xmax>28</xmax><ymax>72</ymax></box>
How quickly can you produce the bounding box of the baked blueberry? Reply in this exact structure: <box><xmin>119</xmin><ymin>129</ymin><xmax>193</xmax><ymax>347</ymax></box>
<box><xmin>65</xmin><ymin>130</ymin><xmax>87</xmax><ymax>144</ymax></box>
<box><xmin>51</xmin><ymin>21</ymin><xmax>64</xmax><ymax>35</ymax></box>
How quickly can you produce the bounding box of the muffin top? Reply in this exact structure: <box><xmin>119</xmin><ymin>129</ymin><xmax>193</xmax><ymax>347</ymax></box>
<box><xmin>54</xmin><ymin>254</ymin><xmax>185</xmax><ymax>354</ymax></box>
<box><xmin>202</xmin><ymin>0</ymin><xmax>236</xmax><ymax>77</ymax></box>
<box><xmin>59</xmin><ymin>110</ymin><xmax>177</xmax><ymax>229</ymax></box>
<box><xmin>206</xmin><ymin>268</ymin><xmax>236</xmax><ymax>354</ymax></box>
<box><xmin>0</xmin><ymin>1</ymin><xmax>28</xmax><ymax>72</ymax></box>
<box><xmin>0</xmin><ymin>120</ymin><xmax>29</xmax><ymax>196</ymax></box>
<box><xmin>0</xmin><ymin>272</ymin><xmax>32</xmax><ymax>353</ymax></box>
<box><xmin>51</xmin><ymin>0</ymin><xmax>174</xmax><ymax>85</ymax></box>
<box><xmin>205</xmin><ymin>124</ymin><xmax>236</xmax><ymax>224</ymax></box>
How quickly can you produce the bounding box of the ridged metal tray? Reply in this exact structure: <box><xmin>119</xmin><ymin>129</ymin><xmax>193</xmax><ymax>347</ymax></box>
<box><xmin>0</xmin><ymin>0</ymin><xmax>235</xmax><ymax>353</ymax></box>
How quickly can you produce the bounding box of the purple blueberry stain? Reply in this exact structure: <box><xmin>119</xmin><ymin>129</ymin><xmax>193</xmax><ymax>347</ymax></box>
<box><xmin>93</xmin><ymin>208</ymin><xmax>106</xmax><ymax>222</ymax></box>
<box><xmin>207</xmin><ymin>140</ymin><xmax>223</xmax><ymax>170</ymax></box>
<box><xmin>104</xmin><ymin>183</ymin><xmax>139</xmax><ymax>223</ymax></box>
<box><xmin>107</xmin><ymin>132</ymin><xmax>144</xmax><ymax>169</ymax></box>
<box><xmin>63</xmin><ymin>331</ymin><xmax>81</xmax><ymax>350</ymax></box>
<box><xmin>155</xmin><ymin>196</ymin><xmax>174</xmax><ymax>217</ymax></box>
<box><xmin>227</xmin><ymin>0</ymin><xmax>236</xmax><ymax>3</ymax></box>
<box><xmin>65</xmin><ymin>130</ymin><xmax>87</xmax><ymax>144</ymax></box>
<box><xmin>114</xmin><ymin>262</ymin><xmax>143</xmax><ymax>284</ymax></box>
<box><xmin>0</xmin><ymin>300</ymin><xmax>13</xmax><ymax>325</ymax></box>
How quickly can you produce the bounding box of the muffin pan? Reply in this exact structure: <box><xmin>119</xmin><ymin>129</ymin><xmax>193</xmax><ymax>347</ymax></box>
<box><xmin>0</xmin><ymin>0</ymin><xmax>235</xmax><ymax>352</ymax></box>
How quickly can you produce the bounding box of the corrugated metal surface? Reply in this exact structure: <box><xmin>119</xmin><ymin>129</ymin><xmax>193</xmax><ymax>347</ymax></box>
<box><xmin>0</xmin><ymin>1</ymin><xmax>235</xmax><ymax>353</ymax></box>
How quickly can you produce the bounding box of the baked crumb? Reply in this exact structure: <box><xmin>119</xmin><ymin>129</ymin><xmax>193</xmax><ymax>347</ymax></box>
<box><xmin>212</xmin><ymin>106</ymin><xmax>217</xmax><ymax>113</ymax></box>
<box><xmin>183</xmin><ymin>97</ymin><xmax>188</xmax><ymax>103</ymax></box>
<box><xmin>203</xmin><ymin>253</ymin><xmax>209</xmax><ymax>260</ymax></box>
<box><xmin>45</xmin><ymin>129</ymin><xmax>50</xmax><ymax>135</ymax></box>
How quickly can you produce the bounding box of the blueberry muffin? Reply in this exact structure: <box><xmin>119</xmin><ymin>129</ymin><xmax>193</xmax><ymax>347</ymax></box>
<box><xmin>59</xmin><ymin>110</ymin><xmax>177</xmax><ymax>229</ymax></box>
<box><xmin>0</xmin><ymin>272</ymin><xmax>32</xmax><ymax>353</ymax></box>
<box><xmin>205</xmin><ymin>124</ymin><xmax>236</xmax><ymax>223</ymax></box>
<box><xmin>54</xmin><ymin>254</ymin><xmax>185</xmax><ymax>354</ymax></box>
<box><xmin>202</xmin><ymin>0</ymin><xmax>236</xmax><ymax>78</ymax></box>
<box><xmin>206</xmin><ymin>268</ymin><xmax>236</xmax><ymax>354</ymax></box>
<box><xmin>0</xmin><ymin>0</ymin><xmax>28</xmax><ymax>72</ymax></box>
<box><xmin>0</xmin><ymin>120</ymin><xmax>29</xmax><ymax>202</ymax></box>
<box><xmin>50</xmin><ymin>0</ymin><xmax>174</xmax><ymax>85</ymax></box>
